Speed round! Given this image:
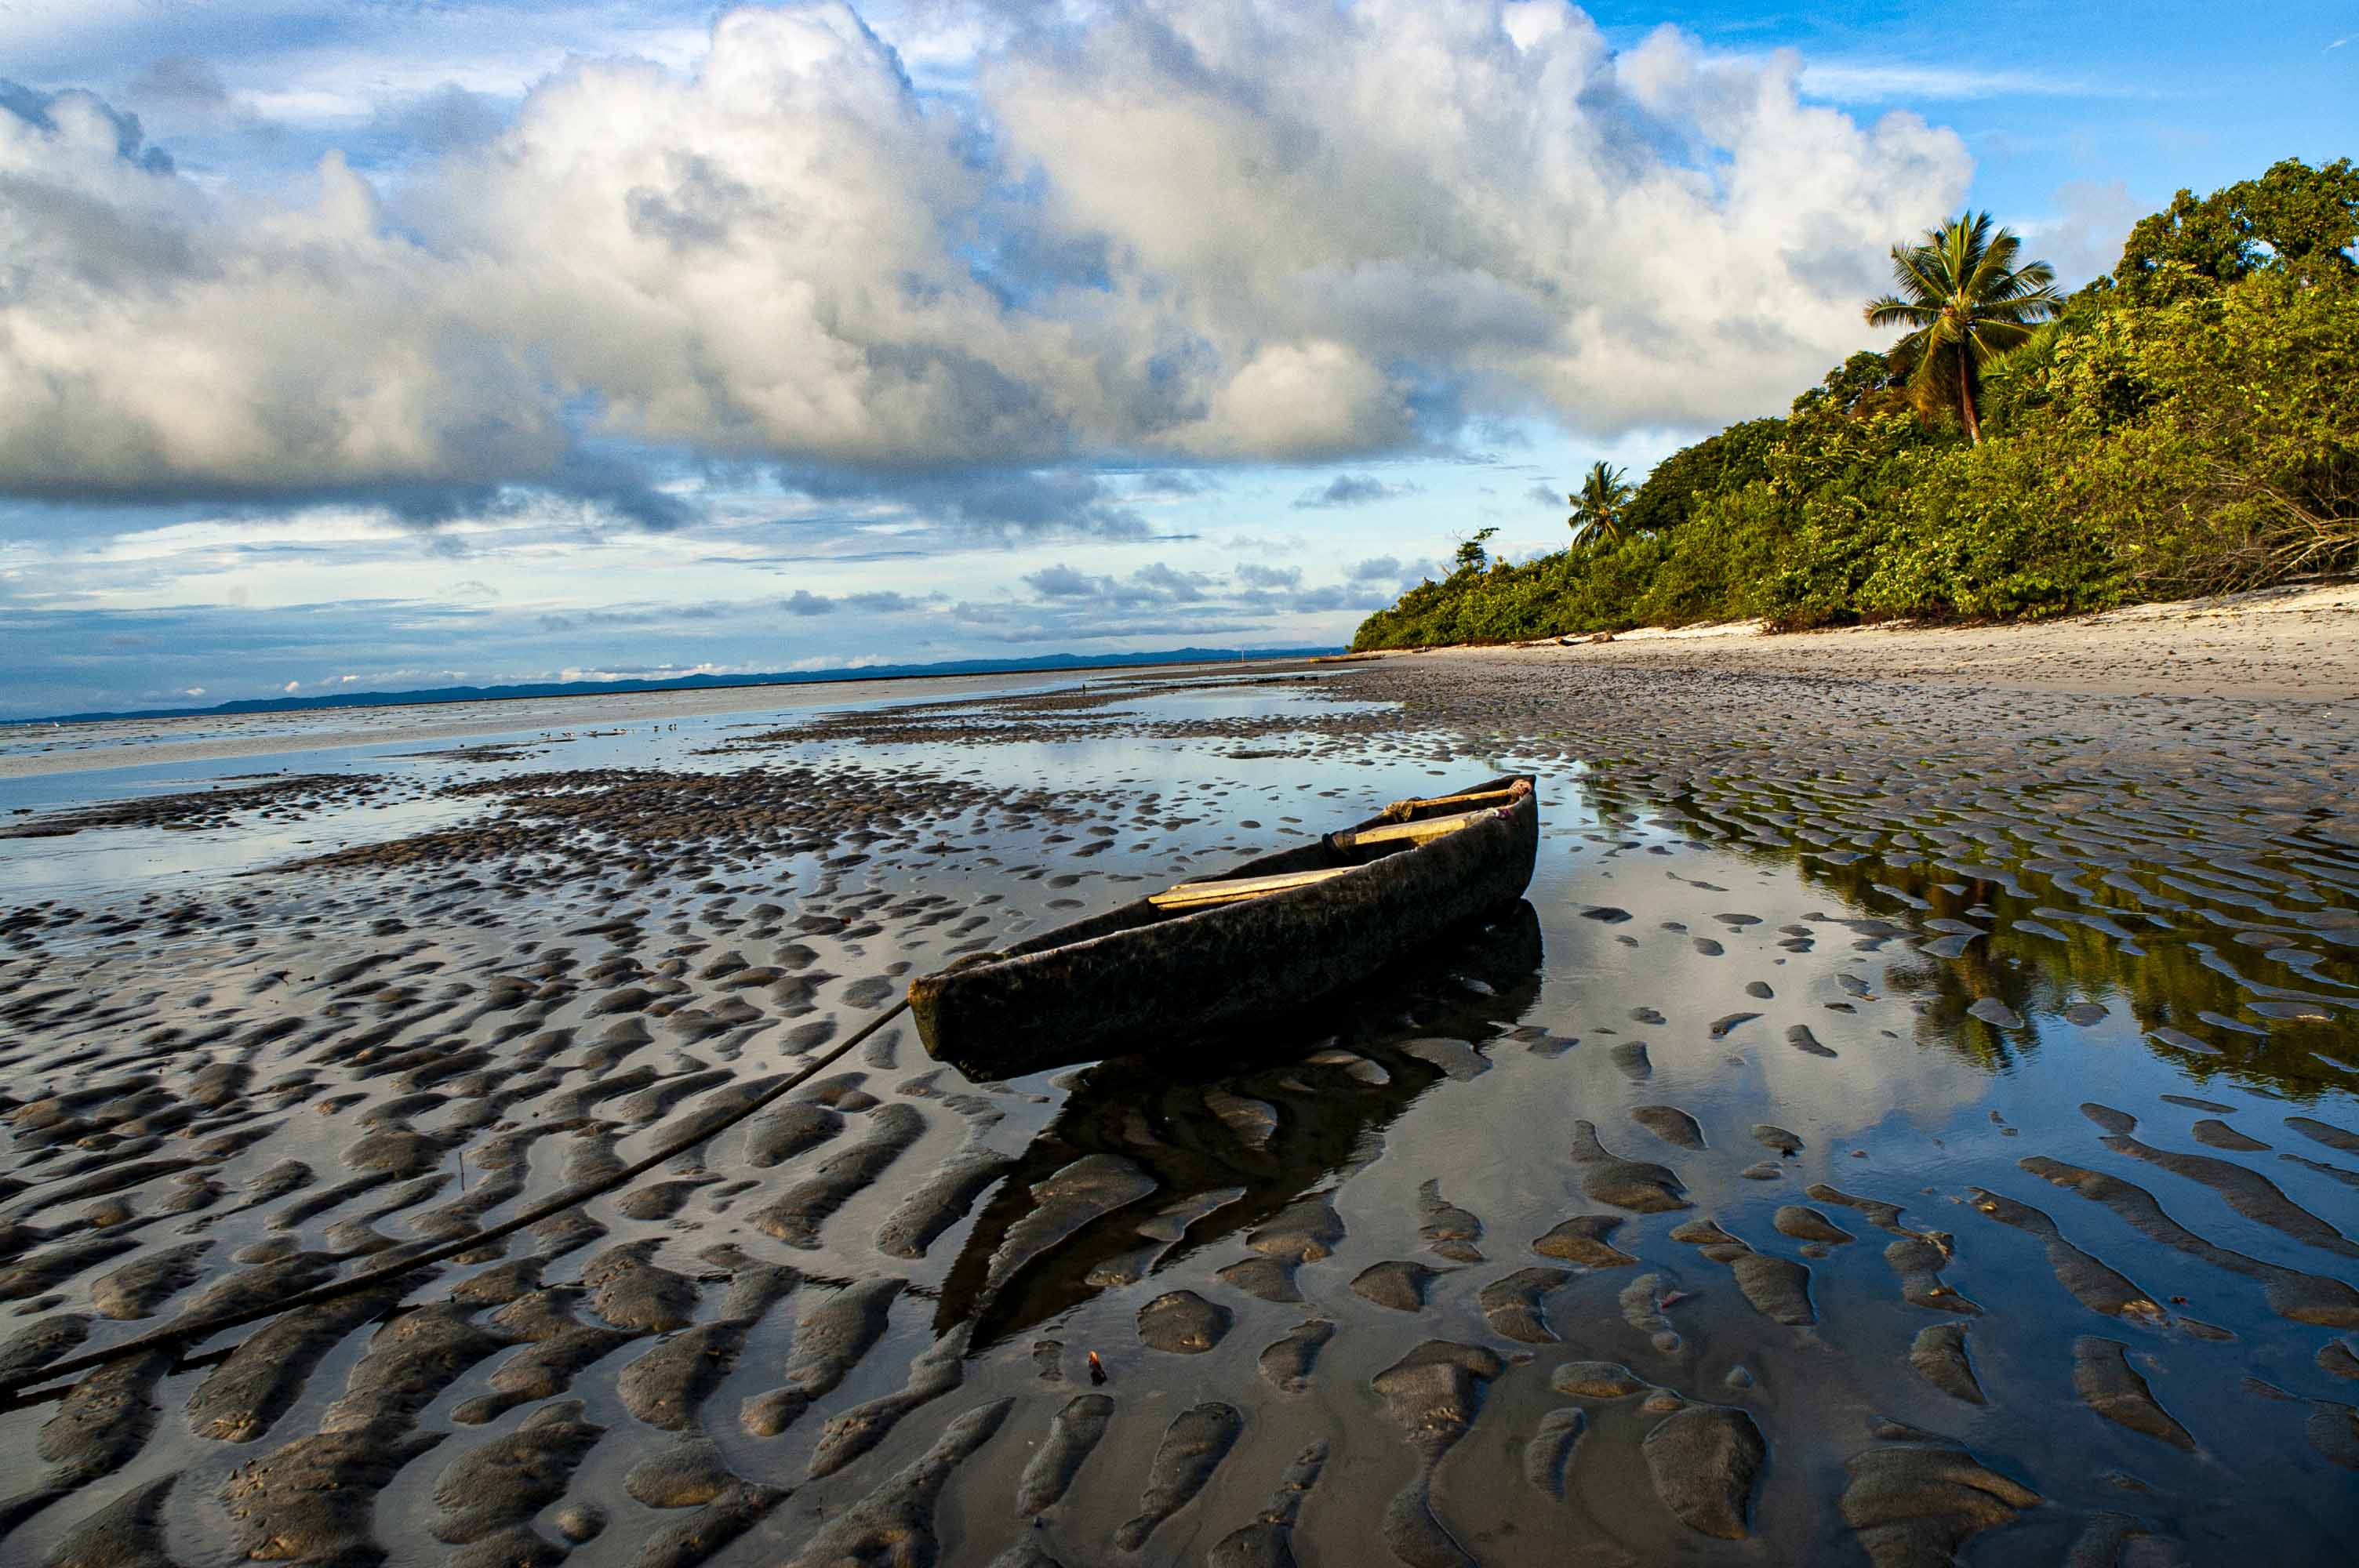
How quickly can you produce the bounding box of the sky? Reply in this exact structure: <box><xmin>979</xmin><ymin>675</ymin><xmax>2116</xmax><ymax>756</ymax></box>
<box><xmin>2</xmin><ymin>0</ymin><xmax>2353</xmax><ymax>720</ymax></box>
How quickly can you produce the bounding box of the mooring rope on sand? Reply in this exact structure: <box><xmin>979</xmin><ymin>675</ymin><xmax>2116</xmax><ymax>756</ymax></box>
<box><xmin>0</xmin><ymin>964</ymin><xmax>990</xmax><ymax>1399</ymax></box>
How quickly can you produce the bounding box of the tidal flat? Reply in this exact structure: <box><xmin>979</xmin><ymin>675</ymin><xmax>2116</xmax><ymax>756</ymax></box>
<box><xmin>0</xmin><ymin>649</ymin><xmax>2354</xmax><ymax>1566</ymax></box>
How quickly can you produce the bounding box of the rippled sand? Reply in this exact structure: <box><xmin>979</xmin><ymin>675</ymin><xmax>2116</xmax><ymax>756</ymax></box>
<box><xmin>0</xmin><ymin>653</ymin><xmax>2354</xmax><ymax>1566</ymax></box>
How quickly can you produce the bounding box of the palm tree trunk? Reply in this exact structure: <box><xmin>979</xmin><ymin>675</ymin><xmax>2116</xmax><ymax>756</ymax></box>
<box><xmin>1957</xmin><ymin>351</ymin><xmax>1981</xmax><ymax>445</ymax></box>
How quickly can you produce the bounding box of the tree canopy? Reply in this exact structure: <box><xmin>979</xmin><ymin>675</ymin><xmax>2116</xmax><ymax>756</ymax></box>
<box><xmin>2116</xmin><ymin>157</ymin><xmax>2359</xmax><ymax>303</ymax></box>
<box><xmin>1621</xmin><ymin>418</ymin><xmax>1784</xmax><ymax>537</ymax></box>
<box><xmin>1568</xmin><ymin>461</ymin><xmax>1634</xmax><ymax>543</ymax></box>
<box><xmin>1864</xmin><ymin>212</ymin><xmax>2060</xmax><ymax>444</ymax></box>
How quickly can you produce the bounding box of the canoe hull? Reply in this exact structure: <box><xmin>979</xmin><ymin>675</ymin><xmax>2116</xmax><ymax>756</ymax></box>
<box><xmin>910</xmin><ymin>775</ymin><xmax>1539</xmax><ymax>1078</ymax></box>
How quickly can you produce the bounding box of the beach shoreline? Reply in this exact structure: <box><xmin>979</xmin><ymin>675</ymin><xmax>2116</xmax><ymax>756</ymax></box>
<box><xmin>13</xmin><ymin>581</ymin><xmax>2351</xmax><ymax>788</ymax></box>
<box><xmin>1361</xmin><ymin>579</ymin><xmax>2359</xmax><ymax>702</ymax></box>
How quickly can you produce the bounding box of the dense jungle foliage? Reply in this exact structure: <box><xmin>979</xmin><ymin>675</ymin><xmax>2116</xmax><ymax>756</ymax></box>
<box><xmin>1351</xmin><ymin>159</ymin><xmax>2359</xmax><ymax>649</ymax></box>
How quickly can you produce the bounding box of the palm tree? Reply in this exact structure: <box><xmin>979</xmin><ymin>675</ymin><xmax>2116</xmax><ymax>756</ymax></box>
<box><xmin>1567</xmin><ymin>461</ymin><xmax>1633</xmax><ymax>544</ymax></box>
<box><xmin>1865</xmin><ymin>212</ymin><xmax>2060</xmax><ymax>444</ymax></box>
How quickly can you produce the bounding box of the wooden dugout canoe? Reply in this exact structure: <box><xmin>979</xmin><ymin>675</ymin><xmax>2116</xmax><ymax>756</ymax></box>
<box><xmin>908</xmin><ymin>773</ymin><xmax>1539</xmax><ymax>1078</ymax></box>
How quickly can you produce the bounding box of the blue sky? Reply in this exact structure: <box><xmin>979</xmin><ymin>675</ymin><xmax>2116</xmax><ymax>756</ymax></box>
<box><xmin>2</xmin><ymin>0</ymin><xmax>2352</xmax><ymax>719</ymax></box>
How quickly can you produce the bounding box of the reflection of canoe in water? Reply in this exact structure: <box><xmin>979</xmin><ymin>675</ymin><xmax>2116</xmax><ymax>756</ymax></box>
<box><xmin>933</xmin><ymin>899</ymin><xmax>1547</xmax><ymax>1345</ymax></box>
<box><xmin>908</xmin><ymin>774</ymin><xmax>1539</xmax><ymax>1078</ymax></box>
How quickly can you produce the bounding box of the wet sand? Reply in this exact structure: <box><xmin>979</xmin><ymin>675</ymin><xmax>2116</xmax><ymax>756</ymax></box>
<box><xmin>0</xmin><ymin>633</ymin><xmax>2355</xmax><ymax>1566</ymax></box>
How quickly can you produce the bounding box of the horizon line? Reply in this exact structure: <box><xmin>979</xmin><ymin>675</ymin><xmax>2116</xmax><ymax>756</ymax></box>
<box><xmin>3</xmin><ymin>644</ymin><xmax>1350</xmax><ymax>729</ymax></box>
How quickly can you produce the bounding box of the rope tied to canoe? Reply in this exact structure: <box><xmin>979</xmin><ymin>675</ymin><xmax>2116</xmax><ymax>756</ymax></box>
<box><xmin>0</xmin><ymin>949</ymin><xmax>1011</xmax><ymax>1401</ymax></box>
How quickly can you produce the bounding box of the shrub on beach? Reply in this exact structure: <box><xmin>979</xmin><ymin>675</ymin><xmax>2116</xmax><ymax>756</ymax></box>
<box><xmin>1352</xmin><ymin>159</ymin><xmax>2359</xmax><ymax>651</ymax></box>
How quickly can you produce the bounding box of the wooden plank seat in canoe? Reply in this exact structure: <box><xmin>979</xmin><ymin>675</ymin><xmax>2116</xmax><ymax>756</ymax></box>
<box><xmin>907</xmin><ymin>774</ymin><xmax>1539</xmax><ymax>1077</ymax></box>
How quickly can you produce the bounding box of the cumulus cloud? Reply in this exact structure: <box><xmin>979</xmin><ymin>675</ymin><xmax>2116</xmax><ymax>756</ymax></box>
<box><xmin>847</xmin><ymin>589</ymin><xmax>928</xmax><ymax>612</ymax></box>
<box><xmin>1347</xmin><ymin>554</ymin><xmax>1403</xmax><ymax>581</ymax></box>
<box><xmin>989</xmin><ymin>5</ymin><xmax>1968</xmax><ymax>439</ymax></box>
<box><xmin>1130</xmin><ymin>561</ymin><xmax>1209</xmax><ymax>601</ymax></box>
<box><xmin>1290</xmin><ymin>582</ymin><xmax>1393</xmax><ymax>612</ymax></box>
<box><xmin>1</xmin><ymin>0</ymin><xmax>1972</xmax><ymax>513</ymax></box>
<box><xmin>123</xmin><ymin>57</ymin><xmax>231</xmax><ymax>113</ymax></box>
<box><xmin>1293</xmin><ymin>474</ymin><xmax>1417</xmax><ymax>509</ymax></box>
<box><xmin>1235</xmin><ymin>562</ymin><xmax>1301</xmax><ymax>590</ymax></box>
<box><xmin>1020</xmin><ymin>560</ymin><xmax>1214</xmax><ymax>607</ymax></box>
<box><xmin>961</xmin><ymin>551</ymin><xmax>1397</xmax><ymax>646</ymax></box>
<box><xmin>372</xmin><ymin>82</ymin><xmax>511</xmax><ymax>154</ymax></box>
<box><xmin>1129</xmin><ymin>470</ymin><xmax>1221</xmax><ymax>498</ymax></box>
<box><xmin>2</xmin><ymin>78</ymin><xmax>173</xmax><ymax>170</ymax></box>
<box><xmin>0</xmin><ymin>86</ymin><xmax>569</xmax><ymax>503</ymax></box>
<box><xmin>1023</xmin><ymin>564</ymin><xmax>1096</xmax><ymax>599</ymax></box>
<box><xmin>782</xmin><ymin>466</ymin><xmax>1155</xmax><ymax>540</ymax></box>
<box><xmin>781</xmin><ymin>586</ymin><xmax>933</xmax><ymax>614</ymax></box>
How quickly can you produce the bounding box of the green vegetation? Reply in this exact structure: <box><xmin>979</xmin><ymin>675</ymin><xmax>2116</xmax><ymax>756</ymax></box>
<box><xmin>1352</xmin><ymin>159</ymin><xmax>2359</xmax><ymax>650</ymax></box>
<box><xmin>1567</xmin><ymin>460</ymin><xmax>1633</xmax><ymax>544</ymax></box>
<box><xmin>1864</xmin><ymin>212</ymin><xmax>2060</xmax><ymax>444</ymax></box>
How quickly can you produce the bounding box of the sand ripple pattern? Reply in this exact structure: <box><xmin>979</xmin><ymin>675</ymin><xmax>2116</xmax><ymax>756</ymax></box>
<box><xmin>0</xmin><ymin>655</ymin><xmax>2354</xmax><ymax>1562</ymax></box>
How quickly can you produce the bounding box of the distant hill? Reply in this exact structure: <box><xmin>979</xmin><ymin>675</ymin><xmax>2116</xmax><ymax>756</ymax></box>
<box><xmin>11</xmin><ymin>647</ymin><xmax>1347</xmax><ymax>727</ymax></box>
